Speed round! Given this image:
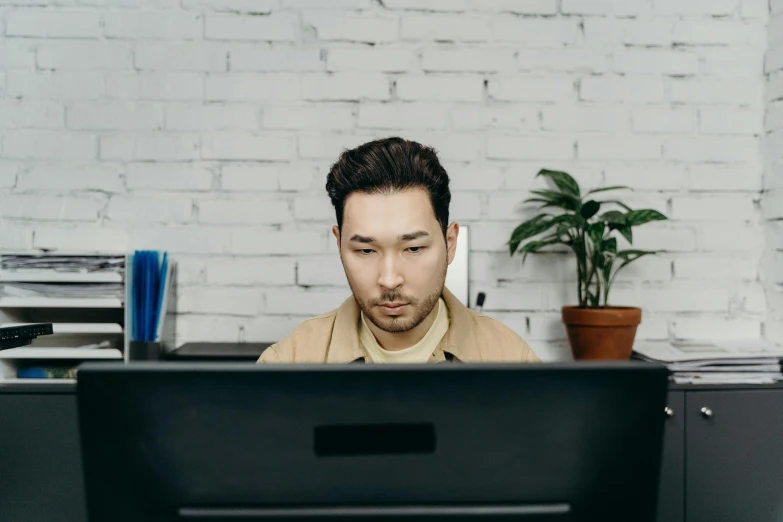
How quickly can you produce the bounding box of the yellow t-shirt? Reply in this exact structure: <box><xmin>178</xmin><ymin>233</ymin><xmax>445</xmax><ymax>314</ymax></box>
<box><xmin>359</xmin><ymin>298</ymin><xmax>449</xmax><ymax>364</ymax></box>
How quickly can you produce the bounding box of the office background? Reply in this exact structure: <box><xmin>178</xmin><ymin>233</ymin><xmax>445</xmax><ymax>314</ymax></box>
<box><xmin>0</xmin><ymin>0</ymin><xmax>779</xmax><ymax>360</ymax></box>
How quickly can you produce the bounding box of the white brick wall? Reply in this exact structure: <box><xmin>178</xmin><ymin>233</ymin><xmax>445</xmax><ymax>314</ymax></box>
<box><xmin>764</xmin><ymin>5</ymin><xmax>783</xmax><ymax>344</ymax></box>
<box><xmin>0</xmin><ymin>0</ymin><xmax>774</xmax><ymax>360</ymax></box>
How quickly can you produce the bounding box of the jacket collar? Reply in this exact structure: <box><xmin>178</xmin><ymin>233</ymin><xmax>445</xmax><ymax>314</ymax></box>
<box><xmin>326</xmin><ymin>294</ymin><xmax>367</xmax><ymax>363</ymax></box>
<box><xmin>326</xmin><ymin>287</ymin><xmax>477</xmax><ymax>364</ymax></box>
<box><xmin>437</xmin><ymin>286</ymin><xmax>480</xmax><ymax>362</ymax></box>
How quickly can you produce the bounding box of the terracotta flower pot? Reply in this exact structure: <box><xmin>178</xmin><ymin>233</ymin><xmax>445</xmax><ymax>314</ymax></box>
<box><xmin>562</xmin><ymin>306</ymin><xmax>642</xmax><ymax>360</ymax></box>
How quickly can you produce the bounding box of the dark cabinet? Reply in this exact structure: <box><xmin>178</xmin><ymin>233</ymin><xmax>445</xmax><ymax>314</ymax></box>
<box><xmin>685</xmin><ymin>389</ymin><xmax>783</xmax><ymax>522</ymax></box>
<box><xmin>3</xmin><ymin>384</ymin><xmax>783</xmax><ymax>522</ymax></box>
<box><xmin>0</xmin><ymin>389</ymin><xmax>86</xmax><ymax>522</ymax></box>
<box><xmin>656</xmin><ymin>392</ymin><xmax>685</xmax><ymax>522</ymax></box>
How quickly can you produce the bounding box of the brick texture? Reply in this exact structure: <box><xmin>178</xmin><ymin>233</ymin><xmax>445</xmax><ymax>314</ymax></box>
<box><xmin>0</xmin><ymin>0</ymin><xmax>774</xmax><ymax>359</ymax></box>
<box><xmin>764</xmin><ymin>9</ymin><xmax>783</xmax><ymax>344</ymax></box>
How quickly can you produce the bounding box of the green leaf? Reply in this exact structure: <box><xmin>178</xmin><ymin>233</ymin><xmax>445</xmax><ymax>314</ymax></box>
<box><xmin>616</xmin><ymin>249</ymin><xmax>657</xmax><ymax>269</ymax></box>
<box><xmin>537</xmin><ymin>169</ymin><xmax>581</xmax><ymax>198</ymax></box>
<box><xmin>508</xmin><ymin>216</ymin><xmax>557</xmax><ymax>255</ymax></box>
<box><xmin>599</xmin><ymin>200</ymin><xmax>633</xmax><ymax>211</ymax></box>
<box><xmin>530</xmin><ymin>189</ymin><xmax>581</xmax><ymax>205</ymax></box>
<box><xmin>601</xmin><ymin>261</ymin><xmax>614</xmax><ymax>289</ymax></box>
<box><xmin>518</xmin><ymin>236</ymin><xmax>563</xmax><ymax>262</ymax></box>
<box><xmin>618</xmin><ymin>225</ymin><xmax>633</xmax><ymax>244</ymax></box>
<box><xmin>555</xmin><ymin>224</ymin><xmax>573</xmax><ymax>243</ymax></box>
<box><xmin>523</xmin><ymin>198</ymin><xmax>567</xmax><ymax>213</ymax></box>
<box><xmin>588</xmin><ymin>222</ymin><xmax>605</xmax><ymax>244</ymax></box>
<box><xmin>509</xmin><ymin>214</ymin><xmax>550</xmax><ymax>237</ymax></box>
<box><xmin>539</xmin><ymin>201</ymin><xmax>579</xmax><ymax>213</ymax></box>
<box><xmin>604</xmin><ymin>237</ymin><xmax>617</xmax><ymax>254</ymax></box>
<box><xmin>600</xmin><ymin>210</ymin><xmax>626</xmax><ymax>225</ymax></box>
<box><xmin>529</xmin><ymin>190</ymin><xmax>582</xmax><ymax>212</ymax></box>
<box><xmin>612</xmin><ymin>250</ymin><xmax>659</xmax><ymax>286</ymax></box>
<box><xmin>600</xmin><ymin>257</ymin><xmax>615</xmax><ymax>307</ymax></box>
<box><xmin>617</xmin><ymin>249</ymin><xmax>654</xmax><ymax>260</ymax></box>
<box><xmin>550</xmin><ymin>213</ymin><xmax>585</xmax><ymax>227</ymax></box>
<box><xmin>626</xmin><ymin>209</ymin><xmax>668</xmax><ymax>227</ymax></box>
<box><xmin>528</xmin><ymin>189</ymin><xmax>566</xmax><ymax>202</ymax></box>
<box><xmin>518</xmin><ymin>236</ymin><xmax>560</xmax><ymax>252</ymax></box>
<box><xmin>586</xmin><ymin>185</ymin><xmax>630</xmax><ymax>195</ymax></box>
<box><xmin>580</xmin><ymin>200</ymin><xmax>601</xmax><ymax>219</ymax></box>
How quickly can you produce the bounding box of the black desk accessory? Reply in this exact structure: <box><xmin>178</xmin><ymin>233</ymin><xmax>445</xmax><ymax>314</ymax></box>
<box><xmin>0</xmin><ymin>323</ymin><xmax>54</xmax><ymax>350</ymax></box>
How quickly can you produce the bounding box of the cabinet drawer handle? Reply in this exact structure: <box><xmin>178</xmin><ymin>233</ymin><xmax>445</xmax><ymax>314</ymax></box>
<box><xmin>664</xmin><ymin>406</ymin><xmax>674</xmax><ymax>418</ymax></box>
<box><xmin>700</xmin><ymin>407</ymin><xmax>713</xmax><ymax>419</ymax></box>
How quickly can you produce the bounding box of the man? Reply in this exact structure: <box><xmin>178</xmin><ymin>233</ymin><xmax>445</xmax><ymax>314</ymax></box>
<box><xmin>259</xmin><ymin>137</ymin><xmax>539</xmax><ymax>364</ymax></box>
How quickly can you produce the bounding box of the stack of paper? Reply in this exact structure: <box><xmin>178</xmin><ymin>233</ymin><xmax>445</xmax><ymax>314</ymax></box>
<box><xmin>633</xmin><ymin>340</ymin><xmax>783</xmax><ymax>385</ymax></box>
<box><xmin>0</xmin><ymin>282</ymin><xmax>124</xmax><ymax>299</ymax></box>
<box><xmin>0</xmin><ymin>255</ymin><xmax>124</xmax><ymax>273</ymax></box>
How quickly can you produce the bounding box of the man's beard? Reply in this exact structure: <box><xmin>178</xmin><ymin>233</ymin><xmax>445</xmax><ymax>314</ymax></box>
<box><xmin>350</xmin><ymin>265</ymin><xmax>447</xmax><ymax>334</ymax></box>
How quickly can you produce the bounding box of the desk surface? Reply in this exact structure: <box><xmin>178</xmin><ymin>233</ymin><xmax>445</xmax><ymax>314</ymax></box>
<box><xmin>165</xmin><ymin>342</ymin><xmax>273</xmax><ymax>361</ymax></box>
<box><xmin>668</xmin><ymin>381</ymin><xmax>783</xmax><ymax>391</ymax></box>
<box><xmin>2</xmin><ymin>377</ymin><xmax>783</xmax><ymax>394</ymax></box>
<box><xmin>0</xmin><ymin>380</ymin><xmax>76</xmax><ymax>393</ymax></box>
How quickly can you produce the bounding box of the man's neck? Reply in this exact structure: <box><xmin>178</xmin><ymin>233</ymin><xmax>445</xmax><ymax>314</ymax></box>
<box><xmin>366</xmin><ymin>301</ymin><xmax>440</xmax><ymax>351</ymax></box>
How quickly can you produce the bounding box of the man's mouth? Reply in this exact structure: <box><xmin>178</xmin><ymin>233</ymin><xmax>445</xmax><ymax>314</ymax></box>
<box><xmin>377</xmin><ymin>303</ymin><xmax>408</xmax><ymax>315</ymax></box>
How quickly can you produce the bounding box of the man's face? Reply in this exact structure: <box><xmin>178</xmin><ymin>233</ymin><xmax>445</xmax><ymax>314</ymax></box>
<box><xmin>334</xmin><ymin>188</ymin><xmax>458</xmax><ymax>334</ymax></box>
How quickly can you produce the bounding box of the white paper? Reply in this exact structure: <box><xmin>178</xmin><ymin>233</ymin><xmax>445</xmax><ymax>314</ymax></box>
<box><xmin>0</xmin><ymin>255</ymin><xmax>124</xmax><ymax>272</ymax></box>
<box><xmin>0</xmin><ymin>282</ymin><xmax>124</xmax><ymax>299</ymax></box>
<box><xmin>634</xmin><ymin>341</ymin><xmax>783</xmax><ymax>364</ymax></box>
<box><xmin>633</xmin><ymin>341</ymin><xmax>783</xmax><ymax>385</ymax></box>
<box><xmin>672</xmin><ymin>372</ymin><xmax>781</xmax><ymax>385</ymax></box>
<box><xmin>0</xmin><ymin>347</ymin><xmax>122</xmax><ymax>359</ymax></box>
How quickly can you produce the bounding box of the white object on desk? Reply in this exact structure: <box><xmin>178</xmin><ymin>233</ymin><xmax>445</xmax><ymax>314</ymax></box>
<box><xmin>445</xmin><ymin>225</ymin><xmax>469</xmax><ymax>307</ymax></box>
<box><xmin>2</xmin><ymin>322</ymin><xmax>123</xmax><ymax>334</ymax></box>
<box><xmin>0</xmin><ymin>297</ymin><xmax>123</xmax><ymax>308</ymax></box>
<box><xmin>0</xmin><ymin>347</ymin><xmax>122</xmax><ymax>359</ymax></box>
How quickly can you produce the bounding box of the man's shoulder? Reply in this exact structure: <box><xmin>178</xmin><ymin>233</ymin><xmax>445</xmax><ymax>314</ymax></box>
<box><xmin>471</xmin><ymin>312</ymin><xmax>526</xmax><ymax>345</ymax></box>
<box><xmin>291</xmin><ymin>309</ymin><xmax>340</xmax><ymax>334</ymax></box>
<box><xmin>470</xmin><ymin>312</ymin><xmax>540</xmax><ymax>363</ymax></box>
<box><xmin>257</xmin><ymin>309</ymin><xmax>338</xmax><ymax>363</ymax></box>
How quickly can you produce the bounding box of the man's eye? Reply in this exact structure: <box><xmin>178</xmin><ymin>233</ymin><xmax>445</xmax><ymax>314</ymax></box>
<box><xmin>407</xmin><ymin>246</ymin><xmax>424</xmax><ymax>253</ymax></box>
<box><xmin>358</xmin><ymin>249</ymin><xmax>374</xmax><ymax>255</ymax></box>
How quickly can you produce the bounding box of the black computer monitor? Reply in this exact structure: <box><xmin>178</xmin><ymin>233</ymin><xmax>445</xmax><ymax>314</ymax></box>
<box><xmin>77</xmin><ymin>362</ymin><xmax>668</xmax><ymax>522</ymax></box>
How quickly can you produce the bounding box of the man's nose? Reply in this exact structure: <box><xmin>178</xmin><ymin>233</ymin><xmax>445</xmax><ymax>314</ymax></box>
<box><xmin>378</xmin><ymin>254</ymin><xmax>404</xmax><ymax>290</ymax></box>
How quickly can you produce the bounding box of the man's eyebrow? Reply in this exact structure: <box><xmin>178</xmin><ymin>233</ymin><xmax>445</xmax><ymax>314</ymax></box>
<box><xmin>349</xmin><ymin>234</ymin><xmax>375</xmax><ymax>243</ymax></box>
<box><xmin>348</xmin><ymin>231</ymin><xmax>430</xmax><ymax>243</ymax></box>
<box><xmin>399</xmin><ymin>230</ymin><xmax>429</xmax><ymax>241</ymax></box>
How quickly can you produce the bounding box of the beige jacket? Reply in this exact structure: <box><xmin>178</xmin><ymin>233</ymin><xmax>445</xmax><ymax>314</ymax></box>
<box><xmin>258</xmin><ymin>287</ymin><xmax>539</xmax><ymax>364</ymax></box>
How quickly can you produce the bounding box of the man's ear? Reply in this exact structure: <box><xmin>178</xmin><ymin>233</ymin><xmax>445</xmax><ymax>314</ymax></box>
<box><xmin>445</xmin><ymin>222</ymin><xmax>460</xmax><ymax>265</ymax></box>
<box><xmin>332</xmin><ymin>225</ymin><xmax>341</xmax><ymax>251</ymax></box>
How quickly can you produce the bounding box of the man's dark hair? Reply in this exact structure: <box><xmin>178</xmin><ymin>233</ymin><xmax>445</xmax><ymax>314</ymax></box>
<box><xmin>325</xmin><ymin>137</ymin><xmax>451</xmax><ymax>237</ymax></box>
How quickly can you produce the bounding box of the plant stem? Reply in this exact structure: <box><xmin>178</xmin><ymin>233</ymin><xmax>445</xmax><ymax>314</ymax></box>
<box><xmin>581</xmin><ymin>228</ymin><xmax>589</xmax><ymax>307</ymax></box>
<box><xmin>576</xmin><ymin>230</ymin><xmax>586</xmax><ymax>307</ymax></box>
<box><xmin>583</xmin><ymin>236</ymin><xmax>598</xmax><ymax>307</ymax></box>
<box><xmin>595</xmin><ymin>234</ymin><xmax>604</xmax><ymax>307</ymax></box>
<box><xmin>604</xmin><ymin>268</ymin><xmax>619</xmax><ymax>307</ymax></box>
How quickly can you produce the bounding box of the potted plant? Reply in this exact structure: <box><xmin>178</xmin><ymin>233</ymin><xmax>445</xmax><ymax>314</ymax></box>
<box><xmin>508</xmin><ymin>169</ymin><xmax>667</xmax><ymax>360</ymax></box>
